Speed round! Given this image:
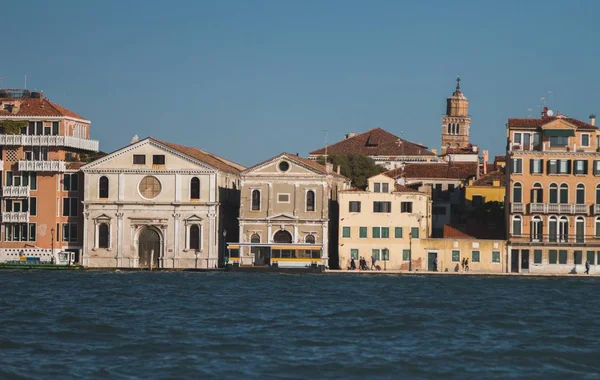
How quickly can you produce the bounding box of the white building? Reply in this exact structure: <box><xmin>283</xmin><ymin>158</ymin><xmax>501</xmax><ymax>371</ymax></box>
<box><xmin>80</xmin><ymin>137</ymin><xmax>243</xmax><ymax>269</ymax></box>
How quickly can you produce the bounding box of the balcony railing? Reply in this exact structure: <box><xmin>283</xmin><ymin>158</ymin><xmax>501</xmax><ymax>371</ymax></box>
<box><xmin>0</xmin><ymin>135</ymin><xmax>99</xmax><ymax>152</ymax></box>
<box><xmin>511</xmin><ymin>233</ymin><xmax>593</xmax><ymax>244</ymax></box>
<box><xmin>2</xmin><ymin>186</ymin><xmax>30</xmax><ymax>198</ymax></box>
<box><xmin>0</xmin><ymin>160</ymin><xmax>3</xmax><ymax>170</ymax></box>
<box><xmin>574</xmin><ymin>204</ymin><xmax>589</xmax><ymax>215</ymax></box>
<box><xmin>511</xmin><ymin>203</ymin><xmax>524</xmax><ymax>213</ymax></box>
<box><xmin>2</xmin><ymin>211</ymin><xmax>30</xmax><ymax>223</ymax></box>
<box><xmin>527</xmin><ymin>203</ymin><xmax>588</xmax><ymax>215</ymax></box>
<box><xmin>18</xmin><ymin>160</ymin><xmax>66</xmax><ymax>172</ymax></box>
<box><xmin>529</xmin><ymin>203</ymin><xmax>546</xmax><ymax>213</ymax></box>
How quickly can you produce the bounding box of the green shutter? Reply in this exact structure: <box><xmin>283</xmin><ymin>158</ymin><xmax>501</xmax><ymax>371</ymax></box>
<box><xmin>549</xmin><ymin>250</ymin><xmax>558</xmax><ymax>264</ymax></box>
<box><xmin>411</xmin><ymin>227</ymin><xmax>419</xmax><ymax>238</ymax></box>
<box><xmin>472</xmin><ymin>251</ymin><xmax>480</xmax><ymax>263</ymax></box>
<box><xmin>587</xmin><ymin>251</ymin><xmax>595</xmax><ymax>265</ymax></box>
<box><xmin>534</xmin><ymin>250</ymin><xmax>542</xmax><ymax>264</ymax></box>
<box><xmin>492</xmin><ymin>251</ymin><xmax>501</xmax><ymax>263</ymax></box>
<box><xmin>381</xmin><ymin>227</ymin><xmax>389</xmax><ymax>238</ymax></box>
<box><xmin>559</xmin><ymin>250</ymin><xmax>568</xmax><ymax>264</ymax></box>
<box><xmin>372</xmin><ymin>227</ymin><xmax>380</xmax><ymax>238</ymax></box>
<box><xmin>402</xmin><ymin>249</ymin><xmax>410</xmax><ymax>261</ymax></box>
<box><xmin>359</xmin><ymin>227</ymin><xmax>367</xmax><ymax>238</ymax></box>
<box><xmin>452</xmin><ymin>250</ymin><xmax>460</xmax><ymax>262</ymax></box>
<box><xmin>342</xmin><ymin>227</ymin><xmax>351</xmax><ymax>238</ymax></box>
<box><xmin>395</xmin><ymin>227</ymin><xmax>403</xmax><ymax>238</ymax></box>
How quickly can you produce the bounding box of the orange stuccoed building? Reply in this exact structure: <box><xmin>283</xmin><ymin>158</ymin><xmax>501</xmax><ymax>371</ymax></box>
<box><xmin>0</xmin><ymin>89</ymin><xmax>99</xmax><ymax>262</ymax></box>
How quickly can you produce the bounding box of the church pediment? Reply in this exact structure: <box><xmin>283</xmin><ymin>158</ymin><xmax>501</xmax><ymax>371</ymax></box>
<box><xmin>243</xmin><ymin>154</ymin><xmax>326</xmax><ymax>177</ymax></box>
<box><xmin>184</xmin><ymin>214</ymin><xmax>204</xmax><ymax>223</ymax></box>
<box><xmin>542</xmin><ymin>119</ymin><xmax>577</xmax><ymax>130</ymax></box>
<box><xmin>267</xmin><ymin>213</ymin><xmax>298</xmax><ymax>221</ymax></box>
<box><xmin>95</xmin><ymin>213</ymin><xmax>112</xmax><ymax>221</ymax></box>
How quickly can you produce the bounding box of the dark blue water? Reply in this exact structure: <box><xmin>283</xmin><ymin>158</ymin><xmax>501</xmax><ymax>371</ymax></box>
<box><xmin>1</xmin><ymin>272</ymin><xmax>599</xmax><ymax>379</ymax></box>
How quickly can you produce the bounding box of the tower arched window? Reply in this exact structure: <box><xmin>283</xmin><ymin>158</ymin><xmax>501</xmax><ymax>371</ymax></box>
<box><xmin>190</xmin><ymin>177</ymin><xmax>200</xmax><ymax>200</ymax></box>
<box><xmin>456</xmin><ymin>123</ymin><xmax>460</xmax><ymax>135</ymax></box>
<box><xmin>531</xmin><ymin>216</ymin><xmax>542</xmax><ymax>242</ymax></box>
<box><xmin>306</xmin><ymin>190</ymin><xmax>315</xmax><ymax>212</ymax></box>
<box><xmin>305</xmin><ymin>234</ymin><xmax>316</xmax><ymax>244</ymax></box>
<box><xmin>99</xmin><ymin>176</ymin><xmax>109</xmax><ymax>199</ymax></box>
<box><xmin>447</xmin><ymin>123</ymin><xmax>452</xmax><ymax>134</ymax></box>
<box><xmin>98</xmin><ymin>223</ymin><xmax>109</xmax><ymax>248</ymax></box>
<box><xmin>576</xmin><ymin>216</ymin><xmax>585</xmax><ymax>243</ymax></box>
<box><xmin>548</xmin><ymin>216</ymin><xmax>558</xmax><ymax>242</ymax></box>
<box><xmin>251</xmin><ymin>190</ymin><xmax>261</xmax><ymax>211</ymax></box>
<box><xmin>576</xmin><ymin>184</ymin><xmax>585</xmax><ymax>205</ymax></box>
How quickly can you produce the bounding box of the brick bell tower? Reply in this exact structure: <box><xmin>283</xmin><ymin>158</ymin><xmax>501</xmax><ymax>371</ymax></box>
<box><xmin>441</xmin><ymin>76</ymin><xmax>471</xmax><ymax>154</ymax></box>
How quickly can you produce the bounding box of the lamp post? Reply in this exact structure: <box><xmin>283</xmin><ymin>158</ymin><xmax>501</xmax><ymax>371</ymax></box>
<box><xmin>408</xmin><ymin>232</ymin><xmax>412</xmax><ymax>271</ymax></box>
<box><xmin>222</xmin><ymin>229</ymin><xmax>227</xmax><ymax>268</ymax></box>
<box><xmin>51</xmin><ymin>228</ymin><xmax>55</xmax><ymax>264</ymax></box>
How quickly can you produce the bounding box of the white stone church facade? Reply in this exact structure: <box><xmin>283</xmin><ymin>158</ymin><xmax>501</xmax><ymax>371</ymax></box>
<box><xmin>80</xmin><ymin>137</ymin><xmax>243</xmax><ymax>269</ymax></box>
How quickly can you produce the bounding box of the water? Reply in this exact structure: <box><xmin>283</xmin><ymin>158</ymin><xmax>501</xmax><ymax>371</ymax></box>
<box><xmin>1</xmin><ymin>272</ymin><xmax>599</xmax><ymax>379</ymax></box>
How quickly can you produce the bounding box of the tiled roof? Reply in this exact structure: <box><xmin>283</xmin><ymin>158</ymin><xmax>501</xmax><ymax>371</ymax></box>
<box><xmin>309</xmin><ymin>127</ymin><xmax>435</xmax><ymax>157</ymax></box>
<box><xmin>507</xmin><ymin>116</ymin><xmax>597</xmax><ymax>130</ymax></box>
<box><xmin>471</xmin><ymin>168</ymin><xmax>505</xmax><ymax>186</ymax></box>
<box><xmin>443</xmin><ymin>222</ymin><xmax>505</xmax><ymax>240</ymax></box>
<box><xmin>384</xmin><ymin>162</ymin><xmax>478</xmax><ymax>180</ymax></box>
<box><xmin>0</xmin><ymin>97</ymin><xmax>86</xmax><ymax>119</ymax></box>
<box><xmin>152</xmin><ymin>138</ymin><xmax>244</xmax><ymax>174</ymax></box>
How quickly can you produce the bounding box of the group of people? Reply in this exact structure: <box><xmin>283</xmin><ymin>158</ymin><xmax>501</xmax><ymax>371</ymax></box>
<box><xmin>348</xmin><ymin>256</ymin><xmax>380</xmax><ymax>271</ymax></box>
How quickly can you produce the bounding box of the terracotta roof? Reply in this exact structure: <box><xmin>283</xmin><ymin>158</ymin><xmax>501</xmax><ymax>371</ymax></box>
<box><xmin>309</xmin><ymin>127</ymin><xmax>435</xmax><ymax>157</ymax></box>
<box><xmin>507</xmin><ymin>116</ymin><xmax>597</xmax><ymax>130</ymax></box>
<box><xmin>443</xmin><ymin>221</ymin><xmax>505</xmax><ymax>240</ymax></box>
<box><xmin>0</xmin><ymin>97</ymin><xmax>86</xmax><ymax>119</ymax></box>
<box><xmin>384</xmin><ymin>162</ymin><xmax>478</xmax><ymax>180</ymax></box>
<box><xmin>152</xmin><ymin>138</ymin><xmax>244</xmax><ymax>174</ymax></box>
<box><xmin>443</xmin><ymin>224</ymin><xmax>473</xmax><ymax>239</ymax></box>
<box><xmin>471</xmin><ymin>168</ymin><xmax>505</xmax><ymax>187</ymax></box>
<box><xmin>394</xmin><ymin>183</ymin><xmax>420</xmax><ymax>193</ymax></box>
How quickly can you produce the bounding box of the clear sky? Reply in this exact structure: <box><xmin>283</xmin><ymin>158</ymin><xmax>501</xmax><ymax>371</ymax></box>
<box><xmin>2</xmin><ymin>0</ymin><xmax>598</xmax><ymax>165</ymax></box>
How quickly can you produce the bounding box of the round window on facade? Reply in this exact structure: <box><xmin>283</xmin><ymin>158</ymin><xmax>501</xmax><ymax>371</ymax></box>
<box><xmin>139</xmin><ymin>176</ymin><xmax>162</xmax><ymax>199</ymax></box>
<box><xmin>279</xmin><ymin>161</ymin><xmax>290</xmax><ymax>172</ymax></box>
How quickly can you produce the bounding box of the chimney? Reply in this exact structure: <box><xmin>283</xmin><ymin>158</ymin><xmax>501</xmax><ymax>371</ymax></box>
<box><xmin>326</xmin><ymin>162</ymin><xmax>333</xmax><ymax>173</ymax></box>
<box><xmin>431</xmin><ymin>148</ymin><xmax>437</xmax><ymax>155</ymax></box>
<box><xmin>541</xmin><ymin>107</ymin><xmax>549</xmax><ymax>118</ymax></box>
<box><xmin>296</xmin><ymin>153</ymin><xmax>299</xmax><ymax>156</ymax></box>
<box><xmin>336</xmin><ymin>165</ymin><xmax>341</xmax><ymax>175</ymax></box>
<box><xmin>483</xmin><ymin>150</ymin><xmax>489</xmax><ymax>175</ymax></box>
<box><xmin>344</xmin><ymin>132</ymin><xmax>356</xmax><ymax>140</ymax></box>
<box><xmin>590</xmin><ymin>114</ymin><xmax>596</xmax><ymax>126</ymax></box>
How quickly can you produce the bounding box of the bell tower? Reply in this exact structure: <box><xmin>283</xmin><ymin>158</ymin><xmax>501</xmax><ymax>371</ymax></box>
<box><xmin>441</xmin><ymin>76</ymin><xmax>471</xmax><ymax>154</ymax></box>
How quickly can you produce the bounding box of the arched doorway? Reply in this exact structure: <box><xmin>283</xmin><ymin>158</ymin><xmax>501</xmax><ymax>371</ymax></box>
<box><xmin>138</xmin><ymin>227</ymin><xmax>161</xmax><ymax>269</ymax></box>
<box><xmin>273</xmin><ymin>230</ymin><xmax>292</xmax><ymax>243</ymax></box>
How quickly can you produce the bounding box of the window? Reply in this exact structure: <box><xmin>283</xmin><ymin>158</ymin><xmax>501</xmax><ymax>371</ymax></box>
<box><xmin>531</xmin><ymin>183</ymin><xmax>543</xmax><ymax>203</ymax></box>
<box><xmin>381</xmin><ymin>227</ymin><xmax>389</xmax><ymax>238</ymax></box>
<box><xmin>374</xmin><ymin>183</ymin><xmax>381</xmax><ymax>193</ymax></box>
<box><xmin>278</xmin><ymin>161</ymin><xmax>290</xmax><ymax>172</ymax></box>
<box><xmin>139</xmin><ymin>176</ymin><xmax>161</xmax><ymax>199</ymax></box>
<box><xmin>133</xmin><ymin>155</ymin><xmax>146</xmax><ymax>165</ymax></box>
<box><xmin>62</xmin><ymin>197</ymin><xmax>79</xmax><ymax>217</ymax></box>
<box><xmin>63</xmin><ymin>173</ymin><xmax>79</xmax><ymax>191</ymax></box>
<box><xmin>587</xmin><ymin>251</ymin><xmax>595</xmax><ymax>265</ymax></box>
<box><xmin>576</xmin><ymin>184</ymin><xmax>585</xmax><ymax>205</ymax></box>
<box><xmin>576</xmin><ymin>217</ymin><xmax>585</xmax><ymax>243</ymax></box>
<box><xmin>401</xmin><ymin>202</ymin><xmax>413</xmax><ymax>213</ymax></box>
<box><xmin>152</xmin><ymin>155</ymin><xmax>165</xmax><ymax>165</ymax></box>
<box><xmin>372</xmin><ymin>227</ymin><xmax>381</xmax><ymax>238</ymax></box>
<box><xmin>373</xmin><ymin>201</ymin><xmax>391</xmax><ymax>213</ymax></box>
<box><xmin>190</xmin><ymin>177</ymin><xmax>200</xmax><ymax>199</ymax></box>
<box><xmin>548</xmin><ymin>160</ymin><xmax>558</xmax><ymax>174</ymax></box>
<box><xmin>559</xmin><ymin>250</ymin><xmax>568</xmax><ymax>264</ymax></box>
<box><xmin>381</xmin><ymin>183</ymin><xmax>389</xmax><ymax>193</ymax></box>
<box><xmin>597</xmin><ymin>185</ymin><xmax>600</xmax><ymax>205</ymax></box>
<box><xmin>448</xmin><ymin>184</ymin><xmax>455</xmax><ymax>192</ymax></box>
<box><xmin>52</xmin><ymin>122</ymin><xmax>59</xmax><ymax>135</ymax></box>
<box><xmin>394</xmin><ymin>227</ymin><xmax>403</xmax><ymax>238</ymax></box>
<box><xmin>531</xmin><ymin>216</ymin><xmax>542</xmax><ymax>242</ymax></box>
<box><xmin>582</xmin><ymin>134</ymin><xmax>590</xmax><ymax>147</ymax></box>
<box><xmin>530</xmin><ymin>159</ymin><xmax>543</xmax><ymax>174</ymax></box>
<box><xmin>534</xmin><ymin>250</ymin><xmax>542</xmax><ymax>264</ymax></box>
<box><xmin>574</xmin><ymin>250</ymin><xmax>583</xmax><ymax>265</ymax></box>
<box><xmin>550</xmin><ymin>136</ymin><xmax>568</xmax><ymax>147</ymax></box>
<box><xmin>559</xmin><ymin>160</ymin><xmax>570</xmax><ymax>174</ymax></box>
<box><xmin>277</xmin><ymin>194</ymin><xmax>290</xmax><ymax>203</ymax></box>
<box><xmin>29</xmin><ymin>197</ymin><xmax>37</xmax><ymax>216</ymax></box>
<box><xmin>306</xmin><ymin>190</ymin><xmax>315</xmax><ymax>211</ymax></box>
<box><xmin>574</xmin><ymin>160</ymin><xmax>588</xmax><ymax>175</ymax></box>
<box><xmin>349</xmin><ymin>201</ymin><xmax>361</xmax><ymax>213</ymax></box>
<box><xmin>410</xmin><ymin>227</ymin><xmax>419</xmax><ymax>238</ymax></box>
<box><xmin>594</xmin><ymin>161</ymin><xmax>600</xmax><ymax>175</ymax></box>
<box><xmin>548</xmin><ymin>216</ymin><xmax>558</xmax><ymax>242</ymax></box>
<box><xmin>492</xmin><ymin>251</ymin><xmax>501</xmax><ymax>263</ymax></box>
<box><xmin>559</xmin><ymin>184</ymin><xmax>568</xmax><ymax>204</ymax></box>
<box><xmin>558</xmin><ymin>217</ymin><xmax>569</xmax><ymax>242</ymax></box>
<box><xmin>350</xmin><ymin>249</ymin><xmax>359</xmax><ymax>260</ymax></box>
<box><xmin>513</xmin><ymin>183</ymin><xmax>522</xmax><ymax>203</ymax></box>
<box><xmin>472</xmin><ymin>251</ymin><xmax>480</xmax><ymax>263</ymax></box>
<box><xmin>359</xmin><ymin>227</ymin><xmax>367</xmax><ymax>238</ymax></box>
<box><xmin>372</xmin><ymin>249</ymin><xmax>380</xmax><ymax>261</ymax></box>
<box><xmin>549</xmin><ymin>249</ymin><xmax>558</xmax><ymax>264</ymax></box>
<box><xmin>305</xmin><ymin>234</ymin><xmax>315</xmax><ymax>244</ymax></box>
<box><xmin>189</xmin><ymin>225</ymin><xmax>200</xmax><ymax>250</ymax></box>
<box><xmin>512</xmin><ymin>215</ymin><xmax>522</xmax><ymax>236</ymax></box>
<box><xmin>596</xmin><ymin>218</ymin><xmax>600</xmax><ymax>238</ymax></box>
<box><xmin>381</xmin><ymin>249</ymin><xmax>390</xmax><ymax>261</ymax></box>
<box><xmin>62</xmin><ymin>223</ymin><xmax>78</xmax><ymax>242</ymax></box>
<box><xmin>452</xmin><ymin>250</ymin><xmax>460</xmax><ymax>262</ymax></box>
<box><xmin>98</xmin><ymin>223</ymin><xmax>109</xmax><ymax>248</ymax></box>
<box><xmin>99</xmin><ymin>176</ymin><xmax>109</xmax><ymax>199</ymax></box>
<box><xmin>513</xmin><ymin>133</ymin><xmax>522</xmax><ymax>144</ymax></box>
<box><xmin>511</xmin><ymin>158</ymin><xmax>522</xmax><ymax>174</ymax></box>
<box><xmin>342</xmin><ymin>227</ymin><xmax>351</xmax><ymax>238</ymax></box>
<box><xmin>250</xmin><ymin>233</ymin><xmax>260</xmax><ymax>254</ymax></box>
<box><xmin>549</xmin><ymin>184</ymin><xmax>558</xmax><ymax>204</ymax></box>
<box><xmin>29</xmin><ymin>223</ymin><xmax>36</xmax><ymax>241</ymax></box>
<box><xmin>251</xmin><ymin>189</ymin><xmax>261</xmax><ymax>211</ymax></box>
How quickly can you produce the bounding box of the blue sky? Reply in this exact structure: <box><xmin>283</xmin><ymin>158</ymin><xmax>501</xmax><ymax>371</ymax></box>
<box><xmin>2</xmin><ymin>0</ymin><xmax>599</xmax><ymax>165</ymax></box>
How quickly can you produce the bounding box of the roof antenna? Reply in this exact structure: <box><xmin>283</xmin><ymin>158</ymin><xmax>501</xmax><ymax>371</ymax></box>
<box><xmin>24</xmin><ymin>74</ymin><xmax>27</xmax><ymax>89</ymax></box>
<box><xmin>322</xmin><ymin>128</ymin><xmax>329</xmax><ymax>172</ymax></box>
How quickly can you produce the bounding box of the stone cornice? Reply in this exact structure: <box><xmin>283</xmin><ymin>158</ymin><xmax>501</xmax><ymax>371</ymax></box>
<box><xmin>83</xmin><ymin>168</ymin><xmax>216</xmax><ymax>175</ymax></box>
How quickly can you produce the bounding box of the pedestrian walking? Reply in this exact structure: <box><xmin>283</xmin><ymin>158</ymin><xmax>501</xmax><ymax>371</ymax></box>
<box><xmin>371</xmin><ymin>255</ymin><xmax>377</xmax><ymax>270</ymax></box>
<box><xmin>465</xmin><ymin>258</ymin><xmax>469</xmax><ymax>272</ymax></box>
<box><xmin>585</xmin><ymin>260</ymin><xmax>590</xmax><ymax>274</ymax></box>
<box><xmin>461</xmin><ymin>257</ymin><xmax>465</xmax><ymax>271</ymax></box>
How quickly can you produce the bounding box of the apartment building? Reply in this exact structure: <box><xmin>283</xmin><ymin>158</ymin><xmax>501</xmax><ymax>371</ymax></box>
<box><xmin>0</xmin><ymin>89</ymin><xmax>98</xmax><ymax>262</ymax></box>
<box><xmin>507</xmin><ymin>109</ymin><xmax>600</xmax><ymax>274</ymax></box>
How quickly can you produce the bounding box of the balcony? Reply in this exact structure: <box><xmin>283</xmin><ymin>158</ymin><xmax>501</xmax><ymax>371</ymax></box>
<box><xmin>0</xmin><ymin>135</ymin><xmax>99</xmax><ymax>152</ymax></box>
<box><xmin>2</xmin><ymin>211</ymin><xmax>29</xmax><ymax>223</ymax></box>
<box><xmin>510</xmin><ymin>233</ymin><xmax>592</xmax><ymax>245</ymax></box>
<box><xmin>511</xmin><ymin>203</ymin><xmax>524</xmax><ymax>213</ymax></box>
<box><xmin>529</xmin><ymin>203</ymin><xmax>546</xmax><ymax>213</ymax></box>
<box><xmin>574</xmin><ymin>204</ymin><xmax>589</xmax><ymax>215</ymax></box>
<box><xmin>18</xmin><ymin>160</ymin><xmax>66</xmax><ymax>172</ymax></box>
<box><xmin>2</xmin><ymin>186</ymin><xmax>30</xmax><ymax>198</ymax></box>
<box><xmin>595</xmin><ymin>204</ymin><xmax>600</xmax><ymax>215</ymax></box>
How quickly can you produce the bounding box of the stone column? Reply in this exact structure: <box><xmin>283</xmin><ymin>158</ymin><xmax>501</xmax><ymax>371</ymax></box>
<box><xmin>267</xmin><ymin>223</ymin><xmax>272</xmax><ymax>243</ymax></box>
<box><xmin>173</xmin><ymin>212</ymin><xmax>181</xmax><ymax>267</ymax></box>
<box><xmin>208</xmin><ymin>212</ymin><xmax>216</xmax><ymax>269</ymax></box>
<box><xmin>294</xmin><ymin>224</ymin><xmax>299</xmax><ymax>243</ymax></box>
<box><xmin>116</xmin><ymin>212</ymin><xmax>124</xmax><ymax>267</ymax></box>
<box><xmin>93</xmin><ymin>219</ymin><xmax>99</xmax><ymax>249</ymax></box>
<box><xmin>293</xmin><ymin>184</ymin><xmax>298</xmax><ymax>216</ymax></box>
<box><xmin>82</xmin><ymin>211</ymin><xmax>90</xmax><ymax>266</ymax></box>
<box><xmin>321</xmin><ymin>222</ymin><xmax>328</xmax><ymax>263</ymax></box>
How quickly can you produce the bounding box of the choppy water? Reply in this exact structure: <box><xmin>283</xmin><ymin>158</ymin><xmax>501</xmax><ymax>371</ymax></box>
<box><xmin>1</xmin><ymin>272</ymin><xmax>599</xmax><ymax>379</ymax></box>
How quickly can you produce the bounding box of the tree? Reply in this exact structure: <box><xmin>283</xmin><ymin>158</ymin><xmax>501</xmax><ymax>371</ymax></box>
<box><xmin>317</xmin><ymin>154</ymin><xmax>385</xmax><ymax>189</ymax></box>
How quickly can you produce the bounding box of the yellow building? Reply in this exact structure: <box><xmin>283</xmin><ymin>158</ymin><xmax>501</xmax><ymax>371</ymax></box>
<box><xmin>465</xmin><ymin>168</ymin><xmax>506</xmax><ymax>207</ymax></box>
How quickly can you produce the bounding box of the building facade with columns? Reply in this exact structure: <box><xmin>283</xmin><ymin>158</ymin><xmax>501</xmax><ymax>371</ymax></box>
<box><xmin>229</xmin><ymin>153</ymin><xmax>349</xmax><ymax>269</ymax></box>
<box><xmin>81</xmin><ymin>137</ymin><xmax>243</xmax><ymax>269</ymax></box>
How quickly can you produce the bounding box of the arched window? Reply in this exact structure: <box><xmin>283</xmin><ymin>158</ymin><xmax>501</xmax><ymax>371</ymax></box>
<box><xmin>549</xmin><ymin>184</ymin><xmax>558</xmax><ymax>204</ymax></box>
<box><xmin>190</xmin><ymin>177</ymin><xmax>200</xmax><ymax>200</ymax></box>
<box><xmin>548</xmin><ymin>216</ymin><xmax>558</xmax><ymax>243</ymax></box>
<box><xmin>576</xmin><ymin>184</ymin><xmax>585</xmax><ymax>205</ymax></box>
<box><xmin>250</xmin><ymin>233</ymin><xmax>260</xmax><ymax>254</ymax></box>
<box><xmin>456</xmin><ymin>123</ymin><xmax>460</xmax><ymax>135</ymax></box>
<box><xmin>531</xmin><ymin>216</ymin><xmax>542</xmax><ymax>242</ymax></box>
<box><xmin>189</xmin><ymin>225</ymin><xmax>200</xmax><ymax>250</ymax></box>
<box><xmin>273</xmin><ymin>230</ymin><xmax>292</xmax><ymax>243</ymax></box>
<box><xmin>559</xmin><ymin>216</ymin><xmax>569</xmax><ymax>242</ymax></box>
<box><xmin>576</xmin><ymin>216</ymin><xmax>585</xmax><ymax>243</ymax></box>
<box><xmin>98</xmin><ymin>223</ymin><xmax>109</xmax><ymax>248</ymax></box>
<box><xmin>306</xmin><ymin>190</ymin><xmax>315</xmax><ymax>212</ymax></box>
<box><xmin>512</xmin><ymin>215</ymin><xmax>522</xmax><ymax>236</ymax></box>
<box><xmin>596</xmin><ymin>217</ymin><xmax>600</xmax><ymax>238</ymax></box>
<box><xmin>531</xmin><ymin>183</ymin><xmax>543</xmax><ymax>204</ymax></box>
<box><xmin>559</xmin><ymin>183</ymin><xmax>569</xmax><ymax>204</ymax></box>
<box><xmin>447</xmin><ymin>123</ymin><xmax>452</xmax><ymax>134</ymax></box>
<box><xmin>305</xmin><ymin>234</ymin><xmax>316</xmax><ymax>244</ymax></box>
<box><xmin>596</xmin><ymin>184</ymin><xmax>600</xmax><ymax>205</ymax></box>
<box><xmin>513</xmin><ymin>183</ymin><xmax>522</xmax><ymax>203</ymax></box>
<box><xmin>251</xmin><ymin>190</ymin><xmax>261</xmax><ymax>211</ymax></box>
<box><xmin>99</xmin><ymin>176</ymin><xmax>109</xmax><ymax>199</ymax></box>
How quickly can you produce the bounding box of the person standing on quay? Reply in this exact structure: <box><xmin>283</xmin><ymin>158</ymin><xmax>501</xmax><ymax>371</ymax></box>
<box><xmin>465</xmin><ymin>258</ymin><xmax>469</xmax><ymax>272</ymax></box>
<box><xmin>585</xmin><ymin>260</ymin><xmax>590</xmax><ymax>274</ymax></box>
<box><xmin>461</xmin><ymin>258</ymin><xmax>466</xmax><ymax>271</ymax></box>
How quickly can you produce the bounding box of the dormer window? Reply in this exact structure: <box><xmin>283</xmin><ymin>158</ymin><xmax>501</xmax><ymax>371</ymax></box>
<box><xmin>373</xmin><ymin>182</ymin><xmax>389</xmax><ymax>193</ymax></box>
<box><xmin>3</xmin><ymin>103</ymin><xmax>14</xmax><ymax>112</ymax></box>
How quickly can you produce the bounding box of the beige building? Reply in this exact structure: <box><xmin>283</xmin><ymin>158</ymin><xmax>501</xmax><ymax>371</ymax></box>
<box><xmin>229</xmin><ymin>153</ymin><xmax>349</xmax><ymax>270</ymax></box>
<box><xmin>81</xmin><ymin>137</ymin><xmax>243</xmax><ymax>269</ymax></box>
